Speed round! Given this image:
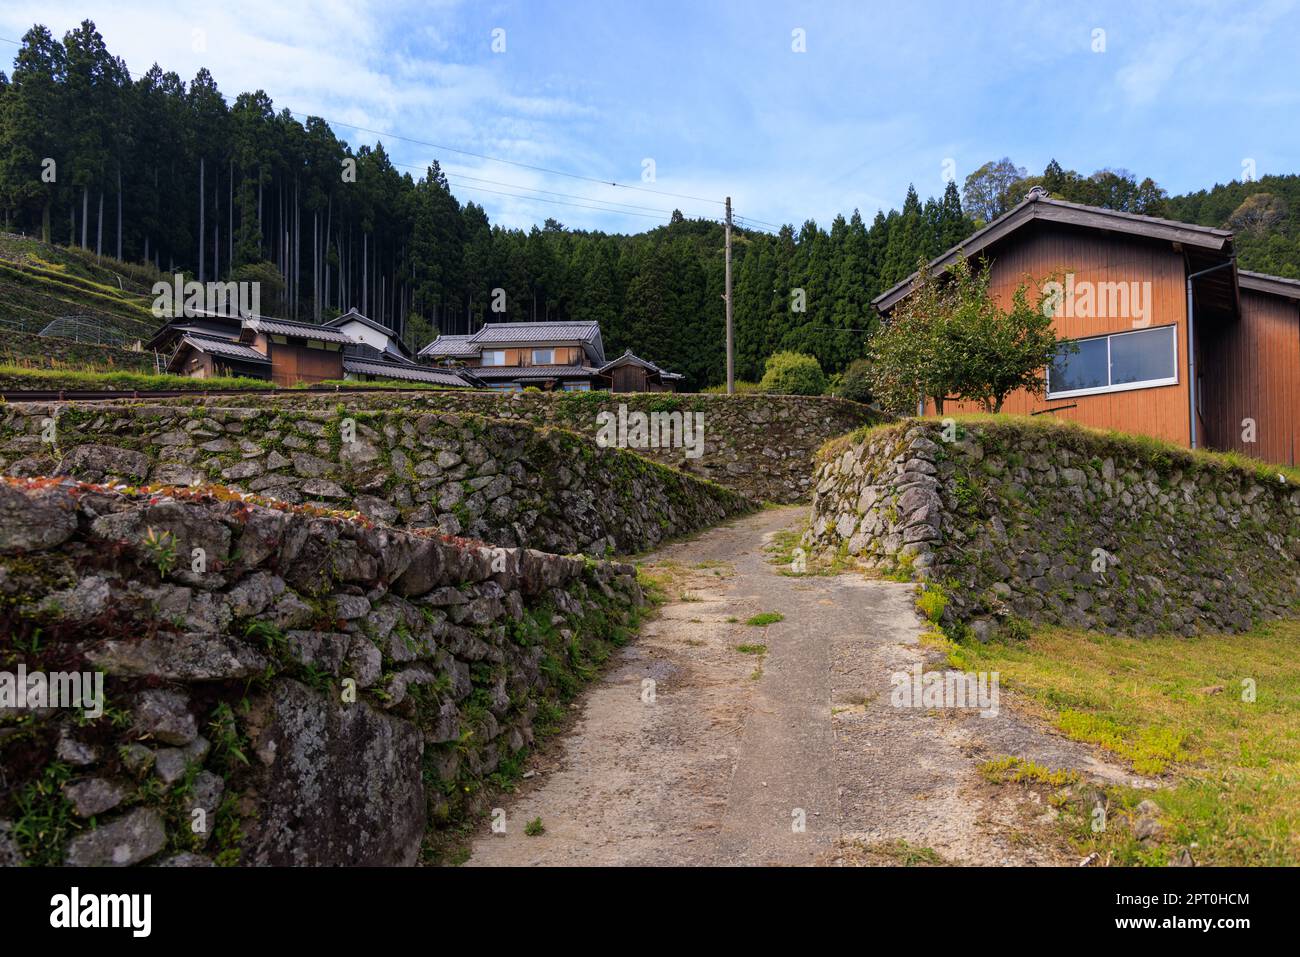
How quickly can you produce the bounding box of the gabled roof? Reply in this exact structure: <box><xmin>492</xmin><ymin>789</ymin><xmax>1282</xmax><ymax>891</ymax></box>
<box><xmin>874</xmin><ymin>187</ymin><xmax>1236</xmax><ymax>314</ymax></box>
<box><xmin>242</xmin><ymin>317</ymin><xmax>355</xmax><ymax>345</ymax></box>
<box><xmin>342</xmin><ymin>358</ymin><xmax>472</xmax><ymax>387</ymax></box>
<box><xmin>145</xmin><ymin>315</ymin><xmax>243</xmax><ymax>351</ymax></box>
<box><xmin>167</xmin><ymin>334</ymin><xmax>272</xmax><ymax>374</ymax></box>
<box><xmin>470</xmin><ymin>321</ymin><xmax>602</xmax><ymax>344</ymax></box>
<box><xmin>418</xmin><ymin>321</ymin><xmax>607</xmax><ymax>364</ymax></box>
<box><xmin>598</xmin><ymin>349</ymin><xmax>685</xmax><ymax>379</ymax></box>
<box><xmin>326</xmin><ymin>309</ymin><xmax>412</xmax><ymax>356</ymax></box>
<box><xmin>418</xmin><ymin>334</ymin><xmax>478</xmax><ymax>359</ymax></box>
<box><xmin>469</xmin><ymin>321</ymin><xmax>605</xmax><ymax>364</ymax></box>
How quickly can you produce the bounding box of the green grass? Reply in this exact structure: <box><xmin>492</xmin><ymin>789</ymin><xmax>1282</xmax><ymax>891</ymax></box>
<box><xmin>818</xmin><ymin>413</ymin><xmax>1300</xmax><ymax>486</ymax></box>
<box><xmin>735</xmin><ymin>643</ymin><xmax>767</xmax><ymax>655</ymax></box>
<box><xmin>524</xmin><ymin>817</ymin><xmax>545</xmax><ymax>837</ymax></box>
<box><xmin>864</xmin><ymin>839</ymin><xmax>946</xmax><ymax>866</ymax></box>
<box><xmin>700</xmin><ymin>380</ymin><xmax>763</xmax><ymax>394</ymax></box>
<box><xmin>745</xmin><ymin>612</ymin><xmax>784</xmax><ymax>627</ymax></box>
<box><xmin>763</xmin><ymin>525</ymin><xmax>851</xmax><ymax>576</ymax></box>
<box><xmin>0</xmin><ymin>365</ymin><xmax>272</xmax><ymax>391</ymax></box>
<box><xmin>9</xmin><ymin>762</ymin><xmax>78</xmax><ymax>866</ymax></box>
<box><xmin>915</xmin><ymin>586</ymin><xmax>947</xmax><ymax>623</ymax></box>
<box><xmin>950</xmin><ymin>617</ymin><xmax>1300</xmax><ymax>865</ymax></box>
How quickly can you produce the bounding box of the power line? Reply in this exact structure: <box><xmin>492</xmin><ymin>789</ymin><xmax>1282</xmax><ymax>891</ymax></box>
<box><xmin>443</xmin><ymin>180</ymin><xmax>673</xmax><ymax>222</ymax></box>
<box><xmin>441</xmin><ymin>170</ymin><xmax>678</xmax><ymax>216</ymax></box>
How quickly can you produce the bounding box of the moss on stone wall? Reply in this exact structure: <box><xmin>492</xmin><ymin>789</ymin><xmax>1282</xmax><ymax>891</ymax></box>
<box><xmin>0</xmin><ymin>478</ymin><xmax>649</xmax><ymax>866</ymax></box>
<box><xmin>807</xmin><ymin>416</ymin><xmax>1300</xmax><ymax>639</ymax></box>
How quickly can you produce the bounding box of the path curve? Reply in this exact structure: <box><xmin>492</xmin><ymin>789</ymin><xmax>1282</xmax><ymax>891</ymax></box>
<box><xmin>466</xmin><ymin>506</ymin><xmax>1141</xmax><ymax>866</ymax></box>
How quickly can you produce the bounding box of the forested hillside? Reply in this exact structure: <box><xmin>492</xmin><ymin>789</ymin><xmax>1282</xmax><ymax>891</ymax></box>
<box><xmin>2</xmin><ymin>20</ymin><xmax>1296</xmax><ymax>388</ymax></box>
<box><xmin>1164</xmin><ymin>174</ymin><xmax>1300</xmax><ymax>279</ymax></box>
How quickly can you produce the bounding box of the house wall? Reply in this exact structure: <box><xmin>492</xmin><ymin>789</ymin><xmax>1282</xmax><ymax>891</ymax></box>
<box><xmin>468</xmin><ymin>345</ymin><xmax>585</xmax><ymax>367</ymax></box>
<box><xmin>923</xmin><ymin>223</ymin><xmax>1192</xmax><ymax>447</ymax></box>
<box><xmin>268</xmin><ymin>341</ymin><xmax>343</xmax><ymax>386</ymax></box>
<box><xmin>1200</xmin><ymin>289</ymin><xmax>1300</xmax><ymax>466</ymax></box>
<box><xmin>335</xmin><ymin>319</ymin><xmax>389</xmax><ymax>353</ymax></box>
<box><xmin>177</xmin><ymin>349</ymin><xmax>216</xmax><ymax>379</ymax></box>
<box><xmin>610</xmin><ymin>365</ymin><xmax>649</xmax><ymax>392</ymax></box>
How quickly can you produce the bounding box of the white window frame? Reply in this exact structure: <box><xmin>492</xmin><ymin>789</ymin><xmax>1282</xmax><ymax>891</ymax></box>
<box><xmin>1046</xmin><ymin>324</ymin><xmax>1179</xmax><ymax>400</ymax></box>
<box><xmin>531</xmin><ymin>348</ymin><xmax>556</xmax><ymax>365</ymax></box>
<box><xmin>481</xmin><ymin>350</ymin><xmax>507</xmax><ymax>367</ymax></box>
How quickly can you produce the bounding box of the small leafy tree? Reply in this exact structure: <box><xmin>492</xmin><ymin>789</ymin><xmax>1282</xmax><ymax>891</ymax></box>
<box><xmin>868</xmin><ymin>255</ymin><xmax>1065</xmax><ymax>415</ymax></box>
<box><xmin>866</xmin><ymin>258</ymin><xmax>956</xmax><ymax>415</ymax></box>
<box><xmin>942</xmin><ymin>257</ymin><xmax>1063</xmax><ymax>412</ymax></box>
<box><xmin>758</xmin><ymin>351</ymin><xmax>827</xmax><ymax>395</ymax></box>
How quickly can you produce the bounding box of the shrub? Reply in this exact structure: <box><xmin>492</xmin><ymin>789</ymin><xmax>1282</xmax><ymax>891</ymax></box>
<box><xmin>701</xmin><ymin>380</ymin><xmax>762</xmax><ymax>394</ymax></box>
<box><xmin>837</xmin><ymin>358</ymin><xmax>874</xmax><ymax>404</ymax></box>
<box><xmin>758</xmin><ymin>351</ymin><xmax>826</xmax><ymax>396</ymax></box>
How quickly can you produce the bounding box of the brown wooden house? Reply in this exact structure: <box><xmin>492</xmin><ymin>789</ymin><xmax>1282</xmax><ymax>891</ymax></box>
<box><xmin>159</xmin><ymin>311</ymin><xmax>475</xmax><ymax>388</ymax></box>
<box><xmin>875</xmin><ymin>187</ymin><xmax>1300</xmax><ymax>466</ymax></box>
<box><xmin>417</xmin><ymin>321</ymin><xmax>684</xmax><ymax>392</ymax></box>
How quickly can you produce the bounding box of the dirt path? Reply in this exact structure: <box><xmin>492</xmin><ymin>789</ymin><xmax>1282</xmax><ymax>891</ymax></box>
<box><xmin>466</xmin><ymin>506</ymin><xmax>1145</xmax><ymax>867</ymax></box>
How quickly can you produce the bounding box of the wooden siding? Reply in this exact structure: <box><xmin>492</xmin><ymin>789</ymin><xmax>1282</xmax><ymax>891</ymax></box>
<box><xmin>1199</xmin><ymin>289</ymin><xmax>1300</xmax><ymax>466</ymax></box>
<box><xmin>610</xmin><ymin>365</ymin><xmax>648</xmax><ymax>393</ymax></box>
<box><xmin>177</xmin><ymin>348</ymin><xmax>216</xmax><ymax>379</ymax></box>
<box><xmin>926</xmin><ymin>223</ymin><xmax>1192</xmax><ymax>446</ymax></box>
<box><xmin>268</xmin><ymin>342</ymin><xmax>343</xmax><ymax>387</ymax></box>
<box><xmin>467</xmin><ymin>346</ymin><xmax>585</xmax><ymax>368</ymax></box>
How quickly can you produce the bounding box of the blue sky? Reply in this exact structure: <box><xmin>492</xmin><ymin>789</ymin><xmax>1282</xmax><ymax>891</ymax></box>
<box><xmin>3</xmin><ymin>0</ymin><xmax>1299</xmax><ymax>233</ymax></box>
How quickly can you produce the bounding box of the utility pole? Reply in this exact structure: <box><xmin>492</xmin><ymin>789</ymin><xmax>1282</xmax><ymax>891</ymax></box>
<box><xmin>725</xmin><ymin>196</ymin><xmax>734</xmax><ymax>394</ymax></box>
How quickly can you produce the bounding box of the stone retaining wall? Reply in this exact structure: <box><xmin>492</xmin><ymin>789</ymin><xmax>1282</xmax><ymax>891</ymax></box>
<box><xmin>0</xmin><ymin>402</ymin><xmax>753</xmax><ymax>557</ymax></box>
<box><xmin>0</xmin><ymin>478</ymin><xmax>645</xmax><ymax>866</ymax></box>
<box><xmin>130</xmin><ymin>390</ymin><xmax>881</xmax><ymax>503</ymax></box>
<box><xmin>805</xmin><ymin>419</ymin><xmax>1300</xmax><ymax>638</ymax></box>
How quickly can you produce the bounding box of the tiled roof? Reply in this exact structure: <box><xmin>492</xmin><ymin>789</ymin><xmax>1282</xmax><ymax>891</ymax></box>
<box><xmin>179</xmin><ymin>335</ymin><xmax>270</xmax><ymax>364</ymax></box>
<box><xmin>419</xmin><ymin>321</ymin><xmax>608</xmax><ymax>363</ymax></box>
<box><xmin>472</xmin><ymin>321</ymin><xmax>605</xmax><ymax>364</ymax></box>
<box><xmin>342</xmin><ymin>358</ymin><xmax>472</xmax><ymax>387</ymax></box>
<box><xmin>597</xmin><ymin>349</ymin><xmax>684</xmax><ymax>379</ymax></box>
<box><xmin>418</xmin><ymin>334</ymin><xmax>478</xmax><ymax>358</ymax></box>
<box><xmin>469</xmin><ymin>321</ymin><xmax>601</xmax><ymax>345</ymax></box>
<box><xmin>469</xmin><ymin>364</ymin><xmax>603</xmax><ymax>380</ymax></box>
<box><xmin>244</xmin><ymin>317</ymin><xmax>355</xmax><ymax>344</ymax></box>
<box><xmin>145</xmin><ymin>317</ymin><xmax>243</xmax><ymax>350</ymax></box>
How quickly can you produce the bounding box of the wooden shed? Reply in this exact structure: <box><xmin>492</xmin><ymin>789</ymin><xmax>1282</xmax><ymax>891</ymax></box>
<box><xmin>598</xmin><ymin>350</ymin><xmax>684</xmax><ymax>393</ymax></box>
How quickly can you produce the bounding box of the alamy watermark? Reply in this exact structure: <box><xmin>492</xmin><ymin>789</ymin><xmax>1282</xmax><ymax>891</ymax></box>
<box><xmin>1</xmin><ymin>664</ymin><xmax>104</xmax><ymax>718</ymax></box>
<box><xmin>595</xmin><ymin>404</ymin><xmax>705</xmax><ymax>459</ymax></box>
<box><xmin>151</xmin><ymin>273</ymin><xmax>260</xmax><ymax>319</ymax></box>
<box><xmin>890</xmin><ymin>663</ymin><xmax>999</xmax><ymax>717</ymax></box>
<box><xmin>1042</xmin><ymin>272</ymin><xmax>1151</xmax><ymax>327</ymax></box>
<box><xmin>50</xmin><ymin>887</ymin><xmax>151</xmax><ymax>937</ymax></box>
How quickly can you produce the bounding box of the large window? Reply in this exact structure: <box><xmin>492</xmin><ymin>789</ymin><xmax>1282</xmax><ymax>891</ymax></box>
<box><xmin>481</xmin><ymin>350</ymin><xmax>507</xmax><ymax>366</ymax></box>
<box><xmin>532</xmin><ymin>348</ymin><xmax>556</xmax><ymax>365</ymax></box>
<box><xmin>1048</xmin><ymin>325</ymin><xmax>1178</xmax><ymax>399</ymax></box>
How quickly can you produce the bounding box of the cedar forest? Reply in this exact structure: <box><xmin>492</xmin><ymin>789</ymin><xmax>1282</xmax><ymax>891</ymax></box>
<box><xmin>2</xmin><ymin>20</ymin><xmax>1299</xmax><ymax>389</ymax></box>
